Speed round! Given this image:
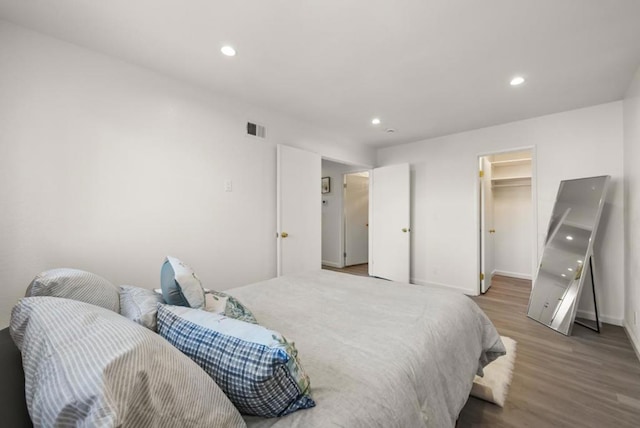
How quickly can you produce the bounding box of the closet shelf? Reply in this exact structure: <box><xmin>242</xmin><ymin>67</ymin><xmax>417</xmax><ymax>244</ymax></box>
<box><xmin>491</xmin><ymin>176</ymin><xmax>531</xmax><ymax>188</ymax></box>
<box><xmin>491</xmin><ymin>158</ymin><xmax>532</xmax><ymax>167</ymax></box>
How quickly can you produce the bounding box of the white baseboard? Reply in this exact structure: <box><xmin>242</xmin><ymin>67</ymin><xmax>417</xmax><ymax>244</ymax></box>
<box><xmin>575</xmin><ymin>309</ymin><xmax>623</xmax><ymax>326</ymax></box>
<box><xmin>624</xmin><ymin>322</ymin><xmax>640</xmax><ymax>363</ymax></box>
<box><xmin>492</xmin><ymin>270</ymin><xmax>532</xmax><ymax>280</ymax></box>
<box><xmin>322</xmin><ymin>260</ymin><xmax>344</xmax><ymax>268</ymax></box>
<box><xmin>410</xmin><ymin>278</ymin><xmax>477</xmax><ymax>296</ymax></box>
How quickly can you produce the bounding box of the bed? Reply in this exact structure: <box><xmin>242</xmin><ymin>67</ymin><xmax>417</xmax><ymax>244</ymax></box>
<box><xmin>231</xmin><ymin>270</ymin><xmax>504</xmax><ymax>427</ymax></box>
<box><xmin>1</xmin><ymin>269</ymin><xmax>504</xmax><ymax>428</ymax></box>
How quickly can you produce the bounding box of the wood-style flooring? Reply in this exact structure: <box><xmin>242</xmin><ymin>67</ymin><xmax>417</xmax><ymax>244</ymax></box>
<box><xmin>322</xmin><ymin>263</ymin><xmax>369</xmax><ymax>277</ymax></box>
<box><xmin>459</xmin><ymin>275</ymin><xmax>640</xmax><ymax>427</ymax></box>
<box><xmin>322</xmin><ymin>268</ymin><xmax>640</xmax><ymax>427</ymax></box>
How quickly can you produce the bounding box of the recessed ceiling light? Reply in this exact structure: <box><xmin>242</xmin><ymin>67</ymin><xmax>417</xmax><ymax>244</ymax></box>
<box><xmin>371</xmin><ymin>118</ymin><xmax>381</xmax><ymax>125</ymax></box>
<box><xmin>221</xmin><ymin>45</ymin><xmax>236</xmax><ymax>57</ymax></box>
<box><xmin>561</xmin><ymin>274</ymin><xmax>567</xmax><ymax>278</ymax></box>
<box><xmin>510</xmin><ymin>76</ymin><xmax>525</xmax><ymax>86</ymax></box>
<box><xmin>566</xmin><ymin>235</ymin><xmax>573</xmax><ymax>241</ymax></box>
<box><xmin>568</xmin><ymin>268</ymin><xmax>574</xmax><ymax>272</ymax></box>
<box><xmin>577</xmin><ymin>260</ymin><xmax>583</xmax><ymax>264</ymax></box>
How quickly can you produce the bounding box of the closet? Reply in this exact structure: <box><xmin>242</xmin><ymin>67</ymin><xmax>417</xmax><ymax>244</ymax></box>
<box><xmin>480</xmin><ymin>150</ymin><xmax>533</xmax><ymax>292</ymax></box>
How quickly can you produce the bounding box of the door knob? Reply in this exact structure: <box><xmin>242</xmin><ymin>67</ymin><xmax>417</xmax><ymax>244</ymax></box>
<box><xmin>281</xmin><ymin>232</ymin><xmax>289</xmax><ymax>238</ymax></box>
<box><xmin>489</xmin><ymin>229</ymin><xmax>496</xmax><ymax>233</ymax></box>
<box><xmin>402</xmin><ymin>228</ymin><xmax>410</xmax><ymax>233</ymax></box>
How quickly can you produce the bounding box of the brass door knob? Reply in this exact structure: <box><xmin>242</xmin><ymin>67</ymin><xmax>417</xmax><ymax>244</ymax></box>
<box><xmin>281</xmin><ymin>232</ymin><xmax>289</xmax><ymax>238</ymax></box>
<box><xmin>489</xmin><ymin>229</ymin><xmax>496</xmax><ymax>233</ymax></box>
<box><xmin>402</xmin><ymin>228</ymin><xmax>410</xmax><ymax>233</ymax></box>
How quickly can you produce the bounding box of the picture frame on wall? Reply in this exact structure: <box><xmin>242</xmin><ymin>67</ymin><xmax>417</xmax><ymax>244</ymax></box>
<box><xmin>322</xmin><ymin>177</ymin><xmax>331</xmax><ymax>194</ymax></box>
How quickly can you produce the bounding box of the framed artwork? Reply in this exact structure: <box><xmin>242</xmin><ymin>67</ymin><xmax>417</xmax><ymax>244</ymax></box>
<box><xmin>321</xmin><ymin>177</ymin><xmax>331</xmax><ymax>194</ymax></box>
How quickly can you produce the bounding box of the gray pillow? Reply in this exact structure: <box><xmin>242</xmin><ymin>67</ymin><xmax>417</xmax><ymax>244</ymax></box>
<box><xmin>160</xmin><ymin>256</ymin><xmax>205</xmax><ymax>309</ymax></box>
<box><xmin>119</xmin><ymin>285</ymin><xmax>165</xmax><ymax>331</ymax></box>
<box><xmin>26</xmin><ymin>268</ymin><xmax>120</xmax><ymax>313</ymax></box>
<box><xmin>10</xmin><ymin>296</ymin><xmax>246</xmax><ymax>428</ymax></box>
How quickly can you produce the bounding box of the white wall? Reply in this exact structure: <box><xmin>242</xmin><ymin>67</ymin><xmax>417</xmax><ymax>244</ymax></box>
<box><xmin>493</xmin><ymin>185</ymin><xmax>532</xmax><ymax>279</ymax></box>
<box><xmin>377</xmin><ymin>102</ymin><xmax>625</xmax><ymax>324</ymax></box>
<box><xmin>623</xmin><ymin>65</ymin><xmax>640</xmax><ymax>357</ymax></box>
<box><xmin>0</xmin><ymin>20</ymin><xmax>375</xmax><ymax>328</ymax></box>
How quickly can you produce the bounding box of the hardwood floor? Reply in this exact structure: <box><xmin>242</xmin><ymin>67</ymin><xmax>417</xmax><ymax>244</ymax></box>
<box><xmin>322</xmin><ymin>263</ymin><xmax>369</xmax><ymax>277</ymax></box>
<box><xmin>320</xmin><ymin>268</ymin><xmax>640</xmax><ymax>426</ymax></box>
<box><xmin>458</xmin><ymin>275</ymin><xmax>640</xmax><ymax>428</ymax></box>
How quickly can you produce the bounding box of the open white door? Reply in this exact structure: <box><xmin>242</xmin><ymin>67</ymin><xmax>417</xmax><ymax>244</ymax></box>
<box><xmin>344</xmin><ymin>173</ymin><xmax>369</xmax><ymax>266</ymax></box>
<box><xmin>369</xmin><ymin>164</ymin><xmax>410</xmax><ymax>283</ymax></box>
<box><xmin>480</xmin><ymin>157</ymin><xmax>495</xmax><ymax>293</ymax></box>
<box><xmin>277</xmin><ymin>145</ymin><xmax>321</xmax><ymax>276</ymax></box>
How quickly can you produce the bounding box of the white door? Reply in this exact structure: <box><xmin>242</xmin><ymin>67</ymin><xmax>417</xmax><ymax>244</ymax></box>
<box><xmin>277</xmin><ymin>145</ymin><xmax>321</xmax><ymax>276</ymax></box>
<box><xmin>480</xmin><ymin>157</ymin><xmax>495</xmax><ymax>293</ymax></box>
<box><xmin>369</xmin><ymin>164</ymin><xmax>410</xmax><ymax>283</ymax></box>
<box><xmin>344</xmin><ymin>173</ymin><xmax>369</xmax><ymax>266</ymax></box>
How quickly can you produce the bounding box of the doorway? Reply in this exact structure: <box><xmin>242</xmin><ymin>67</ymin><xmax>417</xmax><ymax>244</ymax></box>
<box><xmin>321</xmin><ymin>160</ymin><xmax>370</xmax><ymax>273</ymax></box>
<box><xmin>478</xmin><ymin>149</ymin><xmax>535</xmax><ymax>294</ymax></box>
<box><xmin>344</xmin><ymin>172</ymin><xmax>369</xmax><ymax>267</ymax></box>
<box><xmin>278</xmin><ymin>146</ymin><xmax>409</xmax><ymax>280</ymax></box>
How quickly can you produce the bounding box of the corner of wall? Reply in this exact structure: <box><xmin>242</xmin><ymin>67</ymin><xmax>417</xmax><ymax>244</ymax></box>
<box><xmin>625</xmin><ymin>322</ymin><xmax>640</xmax><ymax>362</ymax></box>
<box><xmin>623</xmin><ymin>63</ymin><xmax>640</xmax><ymax>363</ymax></box>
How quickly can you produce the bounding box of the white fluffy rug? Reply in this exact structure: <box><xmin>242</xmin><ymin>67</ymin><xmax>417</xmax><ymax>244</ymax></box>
<box><xmin>470</xmin><ymin>336</ymin><xmax>516</xmax><ymax>407</ymax></box>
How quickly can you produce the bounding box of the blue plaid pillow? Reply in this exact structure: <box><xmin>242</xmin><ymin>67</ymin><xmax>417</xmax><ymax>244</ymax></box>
<box><xmin>157</xmin><ymin>304</ymin><xmax>314</xmax><ymax>417</ymax></box>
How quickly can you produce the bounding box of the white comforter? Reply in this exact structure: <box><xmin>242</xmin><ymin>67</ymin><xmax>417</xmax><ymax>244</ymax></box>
<box><xmin>228</xmin><ymin>270</ymin><xmax>504</xmax><ymax>428</ymax></box>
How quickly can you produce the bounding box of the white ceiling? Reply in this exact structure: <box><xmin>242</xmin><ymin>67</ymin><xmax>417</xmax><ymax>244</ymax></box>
<box><xmin>1</xmin><ymin>0</ymin><xmax>640</xmax><ymax>148</ymax></box>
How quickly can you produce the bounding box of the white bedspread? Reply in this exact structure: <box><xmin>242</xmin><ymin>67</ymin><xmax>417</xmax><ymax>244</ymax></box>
<box><xmin>227</xmin><ymin>270</ymin><xmax>504</xmax><ymax>428</ymax></box>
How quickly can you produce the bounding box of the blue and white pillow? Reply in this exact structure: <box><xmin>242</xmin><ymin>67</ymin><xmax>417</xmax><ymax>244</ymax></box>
<box><xmin>157</xmin><ymin>304</ymin><xmax>314</xmax><ymax>417</ymax></box>
<box><xmin>160</xmin><ymin>256</ymin><xmax>205</xmax><ymax>309</ymax></box>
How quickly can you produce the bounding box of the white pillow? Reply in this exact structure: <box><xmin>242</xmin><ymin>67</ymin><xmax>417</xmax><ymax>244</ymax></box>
<box><xmin>10</xmin><ymin>296</ymin><xmax>246</xmax><ymax>428</ymax></box>
<box><xmin>205</xmin><ymin>292</ymin><xmax>228</xmax><ymax>313</ymax></box>
<box><xmin>119</xmin><ymin>285</ymin><xmax>165</xmax><ymax>331</ymax></box>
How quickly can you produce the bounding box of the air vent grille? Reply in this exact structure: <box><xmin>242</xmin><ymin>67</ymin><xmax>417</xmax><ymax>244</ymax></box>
<box><xmin>247</xmin><ymin>122</ymin><xmax>266</xmax><ymax>138</ymax></box>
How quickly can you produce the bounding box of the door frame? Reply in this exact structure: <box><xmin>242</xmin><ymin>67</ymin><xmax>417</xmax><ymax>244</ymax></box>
<box><xmin>476</xmin><ymin>145</ymin><xmax>538</xmax><ymax>295</ymax></box>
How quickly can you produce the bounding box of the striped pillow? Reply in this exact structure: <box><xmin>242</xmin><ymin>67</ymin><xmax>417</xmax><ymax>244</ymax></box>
<box><xmin>157</xmin><ymin>304</ymin><xmax>315</xmax><ymax>417</ymax></box>
<box><xmin>10</xmin><ymin>297</ymin><xmax>246</xmax><ymax>428</ymax></box>
<box><xmin>119</xmin><ymin>285</ymin><xmax>165</xmax><ymax>331</ymax></box>
<box><xmin>26</xmin><ymin>268</ymin><xmax>120</xmax><ymax>313</ymax></box>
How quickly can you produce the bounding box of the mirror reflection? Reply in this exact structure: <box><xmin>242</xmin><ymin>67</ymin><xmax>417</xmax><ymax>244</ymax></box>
<box><xmin>527</xmin><ymin>176</ymin><xmax>609</xmax><ymax>335</ymax></box>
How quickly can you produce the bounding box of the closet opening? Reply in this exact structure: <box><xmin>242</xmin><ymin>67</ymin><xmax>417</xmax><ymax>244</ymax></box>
<box><xmin>478</xmin><ymin>148</ymin><xmax>536</xmax><ymax>294</ymax></box>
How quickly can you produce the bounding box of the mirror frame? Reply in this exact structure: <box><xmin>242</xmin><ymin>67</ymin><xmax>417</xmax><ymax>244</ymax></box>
<box><xmin>527</xmin><ymin>175</ymin><xmax>610</xmax><ymax>335</ymax></box>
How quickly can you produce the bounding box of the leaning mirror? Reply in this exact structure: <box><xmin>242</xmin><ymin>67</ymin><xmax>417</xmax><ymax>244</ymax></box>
<box><xmin>527</xmin><ymin>175</ymin><xmax>610</xmax><ymax>335</ymax></box>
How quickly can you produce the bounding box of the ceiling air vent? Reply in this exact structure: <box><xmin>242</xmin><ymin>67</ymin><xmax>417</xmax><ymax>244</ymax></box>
<box><xmin>247</xmin><ymin>122</ymin><xmax>266</xmax><ymax>139</ymax></box>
